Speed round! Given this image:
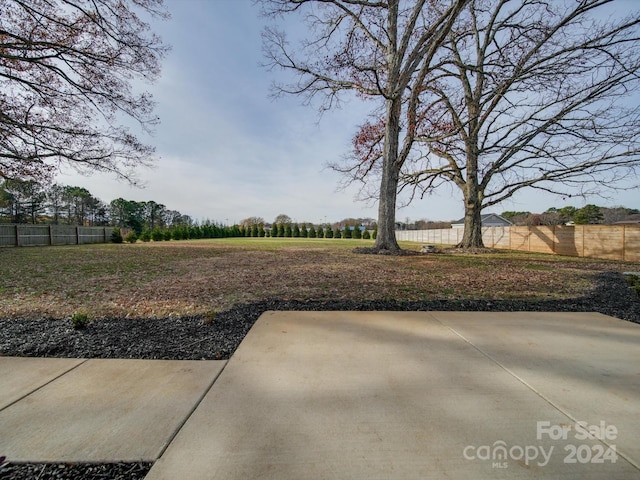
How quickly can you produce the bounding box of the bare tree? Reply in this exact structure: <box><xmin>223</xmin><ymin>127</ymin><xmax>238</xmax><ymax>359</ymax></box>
<box><xmin>240</xmin><ymin>216</ymin><xmax>266</xmax><ymax>228</ymax></box>
<box><xmin>262</xmin><ymin>0</ymin><xmax>469</xmax><ymax>252</ymax></box>
<box><xmin>0</xmin><ymin>0</ymin><xmax>169</xmax><ymax>182</ymax></box>
<box><xmin>273</xmin><ymin>213</ymin><xmax>292</xmax><ymax>225</ymax></box>
<box><xmin>397</xmin><ymin>0</ymin><xmax>640</xmax><ymax>247</ymax></box>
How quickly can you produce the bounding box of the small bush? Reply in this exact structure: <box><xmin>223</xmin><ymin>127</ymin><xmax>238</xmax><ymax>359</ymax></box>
<box><xmin>140</xmin><ymin>229</ymin><xmax>151</xmax><ymax>242</ymax></box>
<box><xmin>334</xmin><ymin>228</ymin><xmax>342</xmax><ymax>239</ymax></box>
<box><xmin>625</xmin><ymin>274</ymin><xmax>640</xmax><ymax>297</ymax></box>
<box><xmin>353</xmin><ymin>226</ymin><xmax>362</xmax><ymax>239</ymax></box>
<box><xmin>363</xmin><ymin>230</ymin><xmax>371</xmax><ymax>239</ymax></box>
<box><xmin>71</xmin><ymin>312</ymin><xmax>90</xmax><ymax>330</ymax></box>
<box><xmin>308</xmin><ymin>225</ymin><xmax>316</xmax><ymax>238</ymax></box>
<box><xmin>343</xmin><ymin>226</ymin><xmax>352</xmax><ymax>239</ymax></box>
<box><xmin>202</xmin><ymin>310</ymin><xmax>217</xmax><ymax>325</ymax></box>
<box><xmin>163</xmin><ymin>229</ymin><xmax>173</xmax><ymax>241</ymax></box>
<box><xmin>151</xmin><ymin>227</ymin><xmax>164</xmax><ymax>241</ymax></box>
<box><xmin>316</xmin><ymin>226</ymin><xmax>324</xmax><ymax>238</ymax></box>
<box><xmin>324</xmin><ymin>227</ymin><xmax>332</xmax><ymax>238</ymax></box>
<box><xmin>110</xmin><ymin>228</ymin><xmax>123</xmax><ymax>244</ymax></box>
<box><xmin>300</xmin><ymin>224</ymin><xmax>308</xmax><ymax>238</ymax></box>
<box><xmin>125</xmin><ymin>231</ymin><xmax>138</xmax><ymax>243</ymax></box>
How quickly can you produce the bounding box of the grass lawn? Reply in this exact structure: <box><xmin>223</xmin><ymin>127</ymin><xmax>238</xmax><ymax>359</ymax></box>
<box><xmin>0</xmin><ymin>237</ymin><xmax>635</xmax><ymax>320</ymax></box>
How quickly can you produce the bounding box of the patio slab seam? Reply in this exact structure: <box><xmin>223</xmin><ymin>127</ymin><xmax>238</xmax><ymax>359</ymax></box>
<box><xmin>436</xmin><ymin>317</ymin><xmax>640</xmax><ymax>473</ymax></box>
<box><xmin>155</xmin><ymin>359</ymin><xmax>229</xmax><ymax>460</ymax></box>
<box><xmin>0</xmin><ymin>358</ymin><xmax>88</xmax><ymax>414</ymax></box>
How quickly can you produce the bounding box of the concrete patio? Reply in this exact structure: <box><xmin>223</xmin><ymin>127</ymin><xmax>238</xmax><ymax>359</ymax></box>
<box><xmin>1</xmin><ymin>311</ymin><xmax>639</xmax><ymax>479</ymax></box>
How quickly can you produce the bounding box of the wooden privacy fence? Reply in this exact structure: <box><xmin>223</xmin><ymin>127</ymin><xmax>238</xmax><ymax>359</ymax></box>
<box><xmin>0</xmin><ymin>224</ymin><xmax>111</xmax><ymax>247</ymax></box>
<box><xmin>395</xmin><ymin>225</ymin><xmax>640</xmax><ymax>262</ymax></box>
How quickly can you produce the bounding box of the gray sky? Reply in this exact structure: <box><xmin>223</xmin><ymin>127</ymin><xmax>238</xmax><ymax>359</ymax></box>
<box><xmin>55</xmin><ymin>0</ymin><xmax>639</xmax><ymax>225</ymax></box>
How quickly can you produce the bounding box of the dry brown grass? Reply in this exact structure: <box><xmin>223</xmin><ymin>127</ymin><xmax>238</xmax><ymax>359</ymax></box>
<box><xmin>0</xmin><ymin>237</ymin><xmax>633</xmax><ymax>319</ymax></box>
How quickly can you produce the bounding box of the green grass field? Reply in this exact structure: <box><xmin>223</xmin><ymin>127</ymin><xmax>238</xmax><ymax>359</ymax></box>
<box><xmin>0</xmin><ymin>237</ymin><xmax>633</xmax><ymax>320</ymax></box>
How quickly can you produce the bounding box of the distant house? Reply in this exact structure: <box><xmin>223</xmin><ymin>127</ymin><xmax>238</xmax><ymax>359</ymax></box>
<box><xmin>451</xmin><ymin>213</ymin><xmax>513</xmax><ymax>228</ymax></box>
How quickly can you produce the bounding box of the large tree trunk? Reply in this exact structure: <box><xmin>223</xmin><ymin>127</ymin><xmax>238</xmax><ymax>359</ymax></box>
<box><xmin>460</xmin><ymin>197</ymin><xmax>484</xmax><ymax>248</ymax></box>
<box><xmin>459</xmin><ymin>154</ymin><xmax>485</xmax><ymax>248</ymax></box>
<box><xmin>373</xmin><ymin>96</ymin><xmax>402</xmax><ymax>252</ymax></box>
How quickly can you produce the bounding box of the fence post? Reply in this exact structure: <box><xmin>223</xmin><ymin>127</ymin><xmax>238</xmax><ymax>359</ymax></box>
<box><xmin>76</xmin><ymin>226</ymin><xmax>80</xmax><ymax>245</ymax></box>
<box><xmin>49</xmin><ymin>225</ymin><xmax>54</xmax><ymax>246</ymax></box>
<box><xmin>15</xmin><ymin>225</ymin><xmax>20</xmax><ymax>247</ymax></box>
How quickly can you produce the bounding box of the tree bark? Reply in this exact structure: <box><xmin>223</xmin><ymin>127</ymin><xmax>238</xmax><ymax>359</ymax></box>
<box><xmin>374</xmin><ymin>95</ymin><xmax>402</xmax><ymax>252</ymax></box>
<box><xmin>460</xmin><ymin>197</ymin><xmax>484</xmax><ymax>248</ymax></box>
<box><xmin>459</xmin><ymin>152</ymin><xmax>485</xmax><ymax>248</ymax></box>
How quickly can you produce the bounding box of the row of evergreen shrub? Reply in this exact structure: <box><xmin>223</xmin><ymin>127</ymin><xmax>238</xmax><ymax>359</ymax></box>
<box><xmin>111</xmin><ymin>223</ymin><xmax>377</xmax><ymax>243</ymax></box>
<box><xmin>266</xmin><ymin>224</ymin><xmax>376</xmax><ymax>239</ymax></box>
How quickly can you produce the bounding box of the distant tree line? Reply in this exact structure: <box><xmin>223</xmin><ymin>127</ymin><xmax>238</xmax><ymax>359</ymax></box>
<box><xmin>0</xmin><ymin>179</ymin><xmax>244</xmax><ymax>240</ymax></box>
<box><xmin>502</xmin><ymin>206</ymin><xmax>640</xmax><ymax>226</ymax></box>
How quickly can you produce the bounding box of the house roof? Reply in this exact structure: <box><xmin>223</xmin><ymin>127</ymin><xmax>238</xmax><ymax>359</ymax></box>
<box><xmin>451</xmin><ymin>213</ymin><xmax>513</xmax><ymax>226</ymax></box>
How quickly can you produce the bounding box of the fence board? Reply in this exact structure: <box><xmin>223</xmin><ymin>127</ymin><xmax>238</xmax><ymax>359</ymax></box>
<box><xmin>554</xmin><ymin>227</ymin><xmax>581</xmax><ymax>257</ymax></box>
<box><xmin>582</xmin><ymin>225</ymin><xmax>625</xmax><ymax>261</ymax></box>
<box><xmin>0</xmin><ymin>225</ymin><xmax>18</xmax><ymax>247</ymax></box>
<box><xmin>624</xmin><ymin>227</ymin><xmax>640</xmax><ymax>262</ymax></box>
<box><xmin>396</xmin><ymin>225</ymin><xmax>640</xmax><ymax>262</ymax></box>
<box><xmin>78</xmin><ymin>227</ymin><xmax>106</xmax><ymax>244</ymax></box>
<box><xmin>52</xmin><ymin>226</ymin><xmax>78</xmax><ymax>246</ymax></box>
<box><xmin>0</xmin><ymin>225</ymin><xmax>110</xmax><ymax>247</ymax></box>
<box><xmin>527</xmin><ymin>226</ymin><xmax>556</xmax><ymax>254</ymax></box>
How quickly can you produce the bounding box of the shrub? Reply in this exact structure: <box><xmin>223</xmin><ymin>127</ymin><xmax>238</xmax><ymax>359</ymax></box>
<box><xmin>334</xmin><ymin>228</ymin><xmax>342</xmax><ymax>239</ymax></box>
<box><xmin>151</xmin><ymin>227</ymin><xmax>164</xmax><ymax>241</ymax></box>
<box><xmin>163</xmin><ymin>229</ymin><xmax>173</xmax><ymax>241</ymax></box>
<box><xmin>343</xmin><ymin>225</ymin><xmax>352</xmax><ymax>239</ymax></box>
<box><xmin>125</xmin><ymin>231</ymin><xmax>138</xmax><ymax>243</ymax></box>
<box><xmin>353</xmin><ymin>226</ymin><xmax>362</xmax><ymax>239</ymax></box>
<box><xmin>293</xmin><ymin>224</ymin><xmax>301</xmax><ymax>238</ymax></box>
<box><xmin>300</xmin><ymin>224</ymin><xmax>308</xmax><ymax>237</ymax></box>
<box><xmin>316</xmin><ymin>226</ymin><xmax>324</xmax><ymax>238</ymax></box>
<box><xmin>325</xmin><ymin>227</ymin><xmax>333</xmax><ymax>238</ymax></box>
<box><xmin>70</xmin><ymin>312</ymin><xmax>90</xmax><ymax>330</ymax></box>
<box><xmin>363</xmin><ymin>230</ymin><xmax>371</xmax><ymax>239</ymax></box>
<box><xmin>285</xmin><ymin>223</ymin><xmax>293</xmax><ymax>237</ymax></box>
<box><xmin>140</xmin><ymin>229</ymin><xmax>151</xmax><ymax>242</ymax></box>
<box><xmin>110</xmin><ymin>227</ymin><xmax>123</xmax><ymax>243</ymax></box>
<box><xmin>308</xmin><ymin>225</ymin><xmax>316</xmax><ymax>238</ymax></box>
<box><xmin>626</xmin><ymin>274</ymin><xmax>640</xmax><ymax>297</ymax></box>
<box><xmin>372</xmin><ymin>226</ymin><xmax>378</xmax><ymax>239</ymax></box>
